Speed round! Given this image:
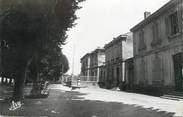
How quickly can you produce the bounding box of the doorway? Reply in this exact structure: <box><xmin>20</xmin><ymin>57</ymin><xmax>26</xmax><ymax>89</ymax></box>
<box><xmin>116</xmin><ymin>67</ymin><xmax>120</xmax><ymax>86</ymax></box>
<box><xmin>173</xmin><ymin>53</ymin><xmax>183</xmax><ymax>91</ymax></box>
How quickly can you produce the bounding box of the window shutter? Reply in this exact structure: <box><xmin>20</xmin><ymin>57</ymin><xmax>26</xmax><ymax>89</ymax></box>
<box><xmin>178</xmin><ymin>8</ymin><xmax>183</xmax><ymax>33</ymax></box>
<box><xmin>152</xmin><ymin>24</ymin><xmax>156</xmax><ymax>41</ymax></box>
<box><xmin>151</xmin><ymin>21</ymin><xmax>161</xmax><ymax>46</ymax></box>
<box><xmin>141</xmin><ymin>30</ymin><xmax>146</xmax><ymax>49</ymax></box>
<box><xmin>151</xmin><ymin>23</ymin><xmax>156</xmax><ymax>46</ymax></box>
<box><xmin>165</xmin><ymin>16</ymin><xmax>170</xmax><ymax>37</ymax></box>
<box><xmin>156</xmin><ymin>21</ymin><xmax>162</xmax><ymax>44</ymax></box>
<box><xmin>138</xmin><ymin>30</ymin><xmax>146</xmax><ymax>51</ymax></box>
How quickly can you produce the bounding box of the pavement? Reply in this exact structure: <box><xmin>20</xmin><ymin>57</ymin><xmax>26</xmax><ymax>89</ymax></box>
<box><xmin>0</xmin><ymin>84</ymin><xmax>183</xmax><ymax>117</ymax></box>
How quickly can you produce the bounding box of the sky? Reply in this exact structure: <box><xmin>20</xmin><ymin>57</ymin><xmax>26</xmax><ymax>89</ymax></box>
<box><xmin>62</xmin><ymin>0</ymin><xmax>170</xmax><ymax>75</ymax></box>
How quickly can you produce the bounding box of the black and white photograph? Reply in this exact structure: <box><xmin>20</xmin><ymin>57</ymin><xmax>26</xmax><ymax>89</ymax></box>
<box><xmin>0</xmin><ymin>0</ymin><xmax>183</xmax><ymax>117</ymax></box>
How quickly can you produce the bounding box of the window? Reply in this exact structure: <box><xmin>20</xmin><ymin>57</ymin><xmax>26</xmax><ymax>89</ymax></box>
<box><xmin>165</xmin><ymin>11</ymin><xmax>179</xmax><ymax>37</ymax></box>
<box><xmin>151</xmin><ymin>22</ymin><xmax>161</xmax><ymax>46</ymax></box>
<box><xmin>169</xmin><ymin>12</ymin><xmax>179</xmax><ymax>35</ymax></box>
<box><xmin>138</xmin><ymin>30</ymin><xmax>146</xmax><ymax>51</ymax></box>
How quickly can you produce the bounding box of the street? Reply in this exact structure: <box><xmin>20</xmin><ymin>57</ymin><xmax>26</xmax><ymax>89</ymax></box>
<box><xmin>0</xmin><ymin>84</ymin><xmax>183</xmax><ymax>117</ymax></box>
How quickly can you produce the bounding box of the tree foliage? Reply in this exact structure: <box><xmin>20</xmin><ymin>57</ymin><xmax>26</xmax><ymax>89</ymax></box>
<box><xmin>0</xmin><ymin>0</ymin><xmax>84</xmax><ymax>101</ymax></box>
<box><xmin>0</xmin><ymin>0</ymin><xmax>83</xmax><ymax>77</ymax></box>
<box><xmin>37</xmin><ymin>48</ymin><xmax>69</xmax><ymax>82</ymax></box>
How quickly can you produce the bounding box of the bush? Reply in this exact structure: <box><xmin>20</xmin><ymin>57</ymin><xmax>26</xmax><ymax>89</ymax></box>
<box><xmin>105</xmin><ymin>80</ymin><xmax>113</xmax><ymax>89</ymax></box>
<box><xmin>119</xmin><ymin>82</ymin><xmax>128</xmax><ymax>91</ymax></box>
<box><xmin>98</xmin><ymin>82</ymin><xmax>105</xmax><ymax>88</ymax></box>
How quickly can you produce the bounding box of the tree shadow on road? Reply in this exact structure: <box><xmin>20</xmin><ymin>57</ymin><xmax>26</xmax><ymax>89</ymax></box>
<box><xmin>0</xmin><ymin>88</ymin><xmax>176</xmax><ymax>117</ymax></box>
<box><xmin>63</xmin><ymin>90</ymin><xmax>175</xmax><ymax>117</ymax></box>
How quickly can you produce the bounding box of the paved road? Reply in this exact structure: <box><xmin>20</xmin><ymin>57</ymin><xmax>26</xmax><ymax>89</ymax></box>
<box><xmin>0</xmin><ymin>84</ymin><xmax>182</xmax><ymax>117</ymax></box>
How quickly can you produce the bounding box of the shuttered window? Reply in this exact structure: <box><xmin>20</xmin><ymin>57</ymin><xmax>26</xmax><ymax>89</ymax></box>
<box><xmin>165</xmin><ymin>11</ymin><xmax>180</xmax><ymax>37</ymax></box>
<box><xmin>138</xmin><ymin>30</ymin><xmax>146</xmax><ymax>51</ymax></box>
<box><xmin>170</xmin><ymin>12</ymin><xmax>179</xmax><ymax>35</ymax></box>
<box><xmin>151</xmin><ymin>22</ymin><xmax>161</xmax><ymax>47</ymax></box>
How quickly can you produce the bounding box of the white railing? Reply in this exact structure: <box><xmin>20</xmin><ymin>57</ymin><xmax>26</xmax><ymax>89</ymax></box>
<box><xmin>72</xmin><ymin>75</ymin><xmax>98</xmax><ymax>87</ymax></box>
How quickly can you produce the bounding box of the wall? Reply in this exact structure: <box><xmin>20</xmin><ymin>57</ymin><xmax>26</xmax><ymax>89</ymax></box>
<box><xmin>122</xmin><ymin>33</ymin><xmax>133</xmax><ymax>60</ymax></box>
<box><xmin>132</xmin><ymin>1</ymin><xmax>183</xmax><ymax>94</ymax></box>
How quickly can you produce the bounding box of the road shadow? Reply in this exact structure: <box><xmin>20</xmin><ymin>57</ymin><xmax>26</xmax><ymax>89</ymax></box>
<box><xmin>0</xmin><ymin>86</ymin><xmax>176</xmax><ymax>117</ymax></box>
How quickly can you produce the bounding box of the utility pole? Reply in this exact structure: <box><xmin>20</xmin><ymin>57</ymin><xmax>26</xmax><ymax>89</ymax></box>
<box><xmin>72</xmin><ymin>43</ymin><xmax>75</xmax><ymax>75</ymax></box>
<box><xmin>71</xmin><ymin>43</ymin><xmax>75</xmax><ymax>86</ymax></box>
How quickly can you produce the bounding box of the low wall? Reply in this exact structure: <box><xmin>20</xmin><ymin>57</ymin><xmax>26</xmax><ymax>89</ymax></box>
<box><xmin>72</xmin><ymin>80</ymin><xmax>98</xmax><ymax>88</ymax></box>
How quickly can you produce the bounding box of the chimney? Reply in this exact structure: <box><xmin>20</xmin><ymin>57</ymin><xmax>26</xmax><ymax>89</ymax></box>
<box><xmin>144</xmin><ymin>11</ymin><xmax>151</xmax><ymax>19</ymax></box>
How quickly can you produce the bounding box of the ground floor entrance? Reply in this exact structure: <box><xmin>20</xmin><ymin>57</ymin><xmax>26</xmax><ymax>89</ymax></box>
<box><xmin>173</xmin><ymin>53</ymin><xmax>183</xmax><ymax>92</ymax></box>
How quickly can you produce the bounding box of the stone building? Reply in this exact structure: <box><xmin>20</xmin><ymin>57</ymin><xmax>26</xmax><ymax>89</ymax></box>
<box><xmin>98</xmin><ymin>64</ymin><xmax>106</xmax><ymax>87</ymax></box>
<box><xmin>103</xmin><ymin>32</ymin><xmax>133</xmax><ymax>88</ymax></box>
<box><xmin>89</xmin><ymin>48</ymin><xmax>105</xmax><ymax>82</ymax></box>
<box><xmin>124</xmin><ymin>57</ymin><xmax>134</xmax><ymax>90</ymax></box>
<box><xmin>130</xmin><ymin>0</ymin><xmax>183</xmax><ymax>94</ymax></box>
<box><xmin>80</xmin><ymin>48</ymin><xmax>105</xmax><ymax>82</ymax></box>
<box><xmin>80</xmin><ymin>53</ymin><xmax>91</xmax><ymax>81</ymax></box>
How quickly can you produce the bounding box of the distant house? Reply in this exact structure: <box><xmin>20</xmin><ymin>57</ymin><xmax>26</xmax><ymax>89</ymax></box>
<box><xmin>89</xmin><ymin>48</ymin><xmax>105</xmax><ymax>82</ymax></box>
<box><xmin>130</xmin><ymin>0</ymin><xmax>183</xmax><ymax>94</ymax></box>
<box><xmin>98</xmin><ymin>64</ymin><xmax>106</xmax><ymax>87</ymax></box>
<box><xmin>80</xmin><ymin>53</ymin><xmax>91</xmax><ymax>81</ymax></box>
<box><xmin>80</xmin><ymin>48</ymin><xmax>105</xmax><ymax>82</ymax></box>
<box><xmin>103</xmin><ymin>32</ymin><xmax>133</xmax><ymax>89</ymax></box>
<box><xmin>124</xmin><ymin>57</ymin><xmax>134</xmax><ymax>90</ymax></box>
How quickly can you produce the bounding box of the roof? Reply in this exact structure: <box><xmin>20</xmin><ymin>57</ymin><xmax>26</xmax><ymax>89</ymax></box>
<box><xmin>91</xmin><ymin>48</ymin><xmax>105</xmax><ymax>54</ymax></box>
<box><xmin>104</xmin><ymin>33</ymin><xmax>130</xmax><ymax>49</ymax></box>
<box><xmin>80</xmin><ymin>47</ymin><xmax>104</xmax><ymax>60</ymax></box>
<box><xmin>130</xmin><ymin>0</ymin><xmax>181</xmax><ymax>32</ymax></box>
<box><xmin>80</xmin><ymin>53</ymin><xmax>91</xmax><ymax>61</ymax></box>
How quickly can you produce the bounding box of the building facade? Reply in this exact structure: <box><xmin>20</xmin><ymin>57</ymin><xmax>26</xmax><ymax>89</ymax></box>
<box><xmin>98</xmin><ymin>65</ymin><xmax>106</xmax><ymax>87</ymax></box>
<box><xmin>80</xmin><ymin>53</ymin><xmax>91</xmax><ymax>81</ymax></box>
<box><xmin>124</xmin><ymin>57</ymin><xmax>134</xmax><ymax>90</ymax></box>
<box><xmin>130</xmin><ymin>0</ymin><xmax>183</xmax><ymax>94</ymax></box>
<box><xmin>80</xmin><ymin>48</ymin><xmax>105</xmax><ymax>82</ymax></box>
<box><xmin>89</xmin><ymin>48</ymin><xmax>105</xmax><ymax>82</ymax></box>
<box><xmin>103</xmin><ymin>32</ymin><xmax>133</xmax><ymax>88</ymax></box>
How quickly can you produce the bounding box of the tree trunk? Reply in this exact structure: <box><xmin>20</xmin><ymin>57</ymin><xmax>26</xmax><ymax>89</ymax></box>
<box><xmin>30</xmin><ymin>80</ymin><xmax>42</xmax><ymax>97</ymax></box>
<box><xmin>12</xmin><ymin>65</ymin><xmax>27</xmax><ymax>102</ymax></box>
<box><xmin>11</xmin><ymin>55</ymin><xmax>30</xmax><ymax>101</ymax></box>
<box><xmin>1</xmin><ymin>77</ymin><xmax>4</xmax><ymax>84</ymax></box>
<box><xmin>29</xmin><ymin>52</ymin><xmax>43</xmax><ymax>97</ymax></box>
<box><xmin>9</xmin><ymin>78</ymin><xmax>13</xmax><ymax>84</ymax></box>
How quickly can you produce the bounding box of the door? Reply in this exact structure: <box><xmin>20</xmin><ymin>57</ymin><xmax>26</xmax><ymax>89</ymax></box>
<box><xmin>173</xmin><ymin>53</ymin><xmax>183</xmax><ymax>91</ymax></box>
<box><xmin>128</xmin><ymin>59</ymin><xmax>134</xmax><ymax>88</ymax></box>
<box><xmin>116</xmin><ymin>67</ymin><xmax>120</xmax><ymax>86</ymax></box>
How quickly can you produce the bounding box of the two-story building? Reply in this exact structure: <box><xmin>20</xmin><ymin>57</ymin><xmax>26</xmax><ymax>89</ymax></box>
<box><xmin>89</xmin><ymin>48</ymin><xmax>105</xmax><ymax>82</ymax></box>
<box><xmin>103</xmin><ymin>32</ymin><xmax>133</xmax><ymax>88</ymax></box>
<box><xmin>80</xmin><ymin>53</ymin><xmax>91</xmax><ymax>81</ymax></box>
<box><xmin>130</xmin><ymin>0</ymin><xmax>183</xmax><ymax>94</ymax></box>
<box><xmin>80</xmin><ymin>48</ymin><xmax>105</xmax><ymax>82</ymax></box>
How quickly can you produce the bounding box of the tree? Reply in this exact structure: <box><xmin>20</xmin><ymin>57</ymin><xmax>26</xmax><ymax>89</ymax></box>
<box><xmin>60</xmin><ymin>52</ymin><xmax>69</xmax><ymax>73</ymax></box>
<box><xmin>0</xmin><ymin>0</ymin><xmax>84</xmax><ymax>106</ymax></box>
<box><xmin>46</xmin><ymin>51</ymin><xmax>69</xmax><ymax>82</ymax></box>
<box><xmin>35</xmin><ymin>48</ymin><xmax>69</xmax><ymax>82</ymax></box>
